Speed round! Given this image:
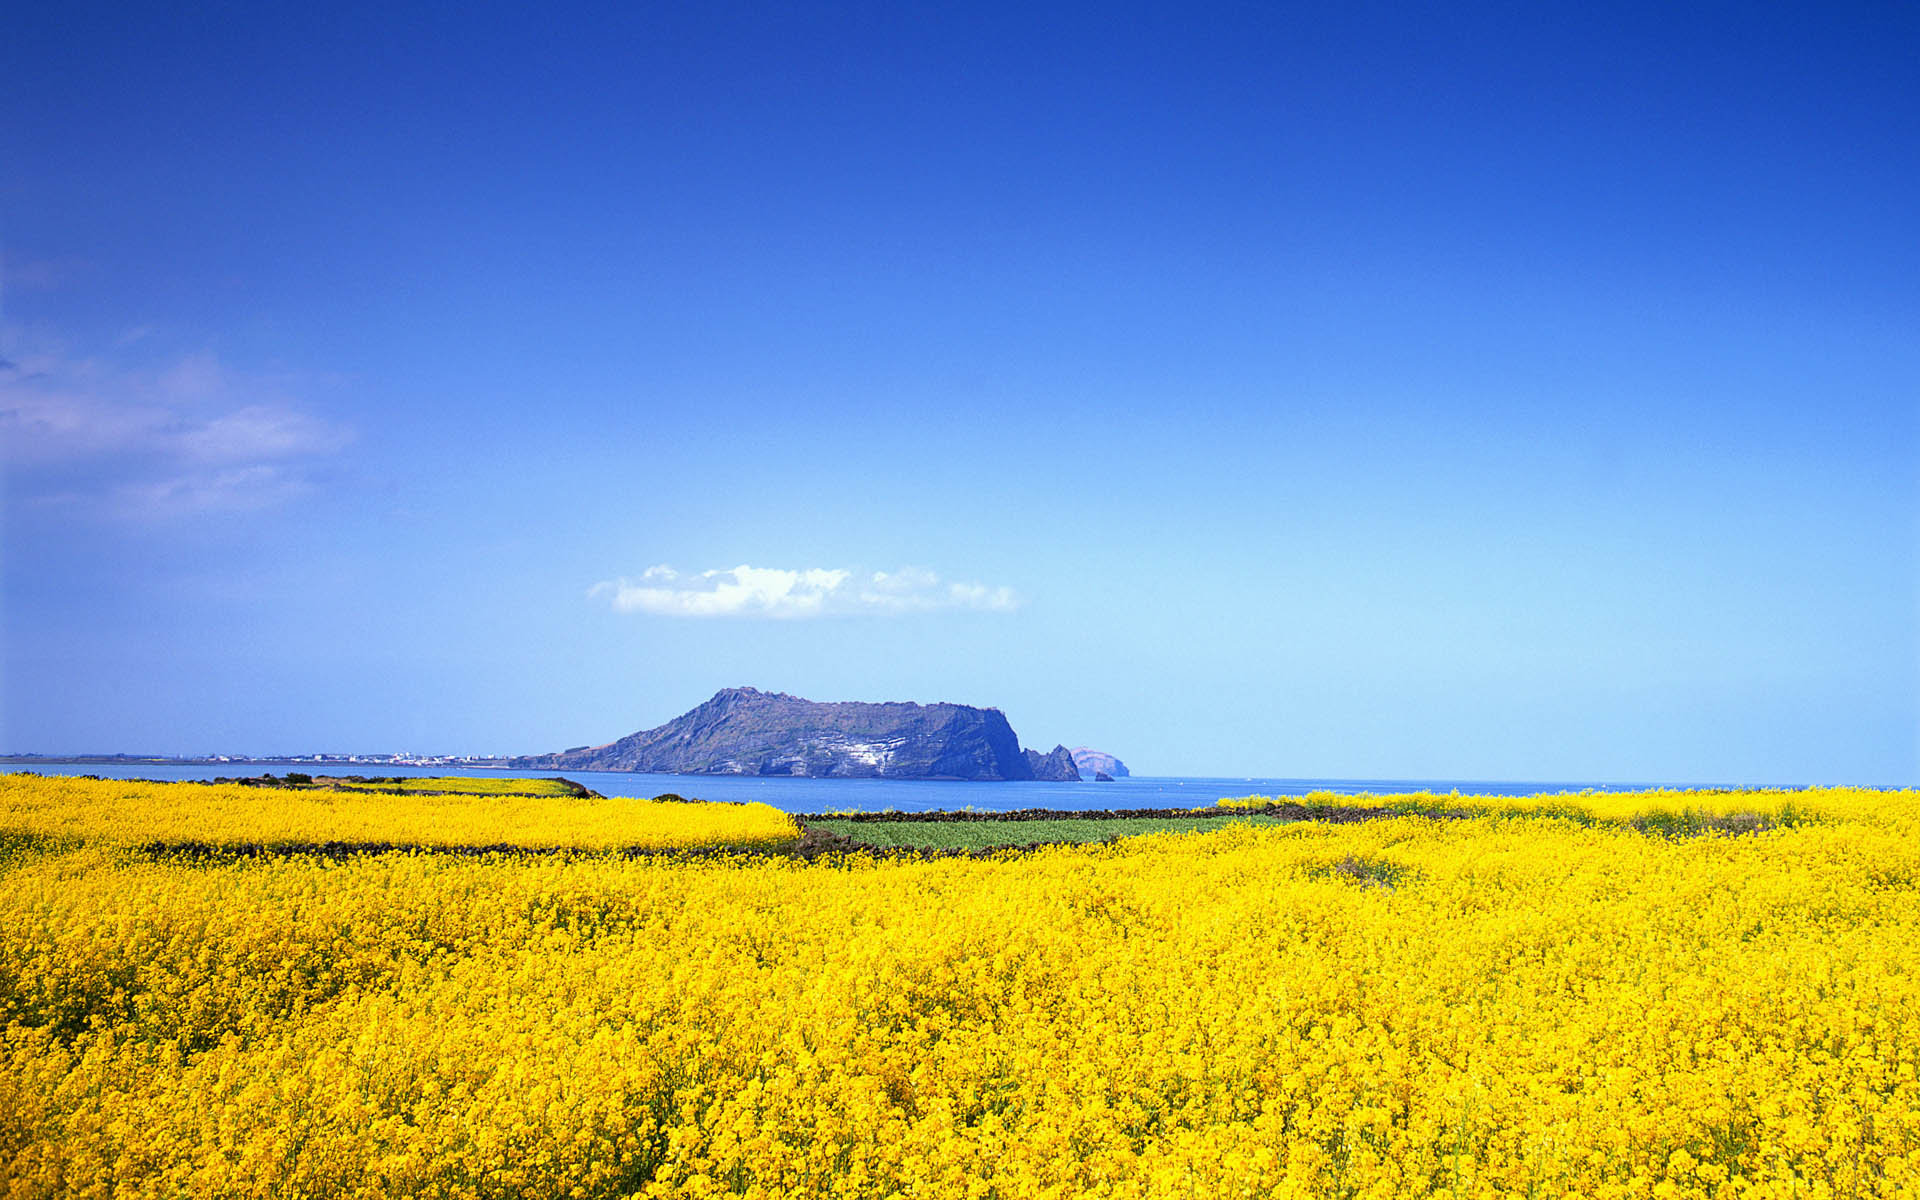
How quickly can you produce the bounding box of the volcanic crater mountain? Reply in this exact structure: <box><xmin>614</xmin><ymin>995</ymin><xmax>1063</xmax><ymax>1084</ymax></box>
<box><xmin>512</xmin><ymin>688</ymin><xmax>1086</xmax><ymax>780</ymax></box>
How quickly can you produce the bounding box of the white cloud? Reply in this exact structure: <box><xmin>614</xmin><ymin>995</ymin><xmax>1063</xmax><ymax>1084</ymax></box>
<box><xmin>70</xmin><ymin>465</ymin><xmax>313</xmax><ymax>519</ymax></box>
<box><xmin>176</xmin><ymin>403</ymin><xmax>350</xmax><ymax>463</ymax></box>
<box><xmin>0</xmin><ymin>328</ymin><xmax>350</xmax><ymax>518</ymax></box>
<box><xmin>591</xmin><ymin>564</ymin><xmax>1022</xmax><ymax>618</ymax></box>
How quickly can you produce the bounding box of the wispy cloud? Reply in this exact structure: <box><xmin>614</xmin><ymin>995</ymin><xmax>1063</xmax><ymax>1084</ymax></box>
<box><xmin>0</xmin><ymin>329</ymin><xmax>351</xmax><ymax>518</ymax></box>
<box><xmin>0</xmin><ymin>253</ymin><xmax>89</xmax><ymax>293</ymax></box>
<box><xmin>591</xmin><ymin>564</ymin><xmax>1022</xmax><ymax>618</ymax></box>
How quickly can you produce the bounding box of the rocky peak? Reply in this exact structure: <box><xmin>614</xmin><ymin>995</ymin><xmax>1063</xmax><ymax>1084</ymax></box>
<box><xmin>1024</xmin><ymin>744</ymin><xmax>1082</xmax><ymax>781</ymax></box>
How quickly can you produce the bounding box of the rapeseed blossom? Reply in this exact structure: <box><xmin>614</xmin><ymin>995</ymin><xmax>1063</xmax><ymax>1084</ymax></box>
<box><xmin>3</xmin><ymin>778</ymin><xmax>1918</xmax><ymax>1197</ymax></box>
<box><xmin>1218</xmin><ymin>783</ymin><xmax>1911</xmax><ymax>828</ymax></box>
<box><xmin>0</xmin><ymin>773</ymin><xmax>798</xmax><ymax>852</ymax></box>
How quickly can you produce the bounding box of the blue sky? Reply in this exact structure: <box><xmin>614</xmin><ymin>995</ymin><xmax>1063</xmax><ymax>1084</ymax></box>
<box><xmin>3</xmin><ymin>2</ymin><xmax>1915</xmax><ymax>782</ymax></box>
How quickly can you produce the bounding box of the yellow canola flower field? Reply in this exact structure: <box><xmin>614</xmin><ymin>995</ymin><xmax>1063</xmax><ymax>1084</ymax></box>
<box><xmin>319</xmin><ymin>775</ymin><xmax>589</xmax><ymax>796</ymax></box>
<box><xmin>3</xmin><ymin>783</ymin><xmax>1919</xmax><ymax>1198</ymax></box>
<box><xmin>1217</xmin><ymin>784</ymin><xmax>1900</xmax><ymax>827</ymax></box>
<box><xmin>0</xmin><ymin>773</ymin><xmax>798</xmax><ymax>852</ymax></box>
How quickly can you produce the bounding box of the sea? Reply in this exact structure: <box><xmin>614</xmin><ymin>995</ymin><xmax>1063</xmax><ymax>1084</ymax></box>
<box><xmin>5</xmin><ymin>761</ymin><xmax>1706</xmax><ymax>814</ymax></box>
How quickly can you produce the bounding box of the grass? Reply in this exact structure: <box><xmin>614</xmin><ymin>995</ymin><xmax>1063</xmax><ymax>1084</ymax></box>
<box><xmin>805</xmin><ymin>814</ymin><xmax>1290</xmax><ymax>849</ymax></box>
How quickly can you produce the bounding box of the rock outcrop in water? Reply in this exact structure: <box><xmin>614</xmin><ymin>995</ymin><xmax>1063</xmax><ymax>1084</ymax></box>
<box><xmin>1070</xmin><ymin>747</ymin><xmax>1130</xmax><ymax>778</ymax></box>
<box><xmin>511</xmin><ymin>688</ymin><xmax>1081</xmax><ymax>780</ymax></box>
<box><xmin>1024</xmin><ymin>744</ymin><xmax>1083</xmax><ymax>781</ymax></box>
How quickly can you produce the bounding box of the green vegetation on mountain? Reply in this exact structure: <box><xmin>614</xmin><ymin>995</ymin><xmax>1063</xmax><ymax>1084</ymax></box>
<box><xmin>512</xmin><ymin>687</ymin><xmax>1091</xmax><ymax>781</ymax></box>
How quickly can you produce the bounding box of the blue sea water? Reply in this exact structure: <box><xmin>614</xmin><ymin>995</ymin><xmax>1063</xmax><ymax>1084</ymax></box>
<box><xmin>5</xmin><ymin>761</ymin><xmax>1706</xmax><ymax>814</ymax></box>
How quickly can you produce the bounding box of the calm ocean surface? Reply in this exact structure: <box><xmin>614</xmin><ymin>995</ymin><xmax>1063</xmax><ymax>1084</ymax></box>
<box><xmin>7</xmin><ymin>761</ymin><xmax>1699</xmax><ymax>814</ymax></box>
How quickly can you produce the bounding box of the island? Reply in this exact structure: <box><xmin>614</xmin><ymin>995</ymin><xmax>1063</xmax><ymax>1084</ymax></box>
<box><xmin>1070</xmin><ymin>747</ymin><xmax>1131</xmax><ymax>778</ymax></box>
<box><xmin>510</xmin><ymin>687</ymin><xmax>1090</xmax><ymax>781</ymax></box>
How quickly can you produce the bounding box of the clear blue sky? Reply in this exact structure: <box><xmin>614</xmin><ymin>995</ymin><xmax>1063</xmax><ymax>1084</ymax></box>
<box><xmin>3</xmin><ymin>2</ymin><xmax>1915</xmax><ymax>783</ymax></box>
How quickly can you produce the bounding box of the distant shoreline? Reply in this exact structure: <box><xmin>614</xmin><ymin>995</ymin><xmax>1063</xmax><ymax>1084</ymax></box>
<box><xmin>1</xmin><ymin>754</ymin><xmax>520</xmax><ymax>769</ymax></box>
<box><xmin>1</xmin><ymin>756</ymin><xmax>1792</xmax><ymax>792</ymax></box>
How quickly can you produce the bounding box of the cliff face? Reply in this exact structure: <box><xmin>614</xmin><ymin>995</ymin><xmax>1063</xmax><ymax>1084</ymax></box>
<box><xmin>512</xmin><ymin>688</ymin><xmax>1046</xmax><ymax>780</ymax></box>
<box><xmin>1070</xmin><ymin>747</ymin><xmax>1130</xmax><ymax>778</ymax></box>
<box><xmin>1024</xmin><ymin>744</ymin><xmax>1083</xmax><ymax>781</ymax></box>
